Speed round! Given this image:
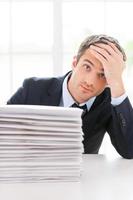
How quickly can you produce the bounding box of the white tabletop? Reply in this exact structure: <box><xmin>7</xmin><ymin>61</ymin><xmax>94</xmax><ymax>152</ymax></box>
<box><xmin>0</xmin><ymin>154</ymin><xmax>133</xmax><ymax>200</ymax></box>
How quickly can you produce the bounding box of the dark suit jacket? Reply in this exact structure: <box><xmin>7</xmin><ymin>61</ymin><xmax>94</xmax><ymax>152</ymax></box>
<box><xmin>7</xmin><ymin>74</ymin><xmax>133</xmax><ymax>158</ymax></box>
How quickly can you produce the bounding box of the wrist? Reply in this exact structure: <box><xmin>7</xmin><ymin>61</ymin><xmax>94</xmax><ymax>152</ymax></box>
<box><xmin>109</xmin><ymin>79</ymin><xmax>125</xmax><ymax>98</ymax></box>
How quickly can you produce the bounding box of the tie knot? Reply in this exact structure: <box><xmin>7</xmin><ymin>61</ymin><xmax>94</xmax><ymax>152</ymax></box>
<box><xmin>71</xmin><ymin>103</ymin><xmax>87</xmax><ymax>111</ymax></box>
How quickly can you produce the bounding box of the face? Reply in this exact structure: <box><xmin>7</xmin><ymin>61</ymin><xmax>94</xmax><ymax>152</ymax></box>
<box><xmin>68</xmin><ymin>48</ymin><xmax>107</xmax><ymax>103</ymax></box>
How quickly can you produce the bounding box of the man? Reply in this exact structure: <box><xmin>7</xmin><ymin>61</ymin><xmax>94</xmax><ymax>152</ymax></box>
<box><xmin>7</xmin><ymin>34</ymin><xmax>133</xmax><ymax>159</ymax></box>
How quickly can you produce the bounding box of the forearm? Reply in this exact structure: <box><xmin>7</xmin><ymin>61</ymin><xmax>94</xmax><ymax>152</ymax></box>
<box><xmin>109</xmin><ymin>78</ymin><xmax>125</xmax><ymax>98</ymax></box>
<box><xmin>107</xmin><ymin>97</ymin><xmax>133</xmax><ymax>159</ymax></box>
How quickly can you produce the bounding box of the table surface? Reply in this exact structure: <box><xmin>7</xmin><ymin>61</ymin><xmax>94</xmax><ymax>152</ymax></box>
<box><xmin>0</xmin><ymin>154</ymin><xmax>133</xmax><ymax>200</ymax></box>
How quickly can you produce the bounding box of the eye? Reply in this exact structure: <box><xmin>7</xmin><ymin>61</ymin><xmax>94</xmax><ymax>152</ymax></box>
<box><xmin>83</xmin><ymin>64</ymin><xmax>91</xmax><ymax>71</ymax></box>
<box><xmin>98</xmin><ymin>73</ymin><xmax>105</xmax><ymax>79</ymax></box>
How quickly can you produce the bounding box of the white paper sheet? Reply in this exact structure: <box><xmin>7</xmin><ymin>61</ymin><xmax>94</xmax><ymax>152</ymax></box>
<box><xmin>0</xmin><ymin>105</ymin><xmax>83</xmax><ymax>182</ymax></box>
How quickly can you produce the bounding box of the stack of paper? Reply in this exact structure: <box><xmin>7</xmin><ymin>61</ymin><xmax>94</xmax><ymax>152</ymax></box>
<box><xmin>0</xmin><ymin>105</ymin><xmax>83</xmax><ymax>182</ymax></box>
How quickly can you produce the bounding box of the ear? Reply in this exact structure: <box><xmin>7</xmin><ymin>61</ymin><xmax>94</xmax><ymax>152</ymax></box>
<box><xmin>72</xmin><ymin>56</ymin><xmax>78</xmax><ymax>70</ymax></box>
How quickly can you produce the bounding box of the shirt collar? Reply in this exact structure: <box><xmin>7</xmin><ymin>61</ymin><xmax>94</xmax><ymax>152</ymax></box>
<box><xmin>62</xmin><ymin>73</ymin><xmax>96</xmax><ymax>111</ymax></box>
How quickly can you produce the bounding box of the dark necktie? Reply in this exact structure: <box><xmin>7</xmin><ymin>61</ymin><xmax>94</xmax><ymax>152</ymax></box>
<box><xmin>71</xmin><ymin>103</ymin><xmax>87</xmax><ymax>117</ymax></box>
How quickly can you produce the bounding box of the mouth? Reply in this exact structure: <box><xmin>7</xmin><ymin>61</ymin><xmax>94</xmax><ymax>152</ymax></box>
<box><xmin>80</xmin><ymin>84</ymin><xmax>93</xmax><ymax>93</ymax></box>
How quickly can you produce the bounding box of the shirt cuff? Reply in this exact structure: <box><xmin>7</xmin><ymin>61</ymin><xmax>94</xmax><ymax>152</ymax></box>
<box><xmin>111</xmin><ymin>93</ymin><xmax>127</xmax><ymax>106</ymax></box>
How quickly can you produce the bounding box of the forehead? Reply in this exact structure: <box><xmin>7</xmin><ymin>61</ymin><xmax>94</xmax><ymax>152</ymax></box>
<box><xmin>80</xmin><ymin>48</ymin><xmax>104</xmax><ymax>72</ymax></box>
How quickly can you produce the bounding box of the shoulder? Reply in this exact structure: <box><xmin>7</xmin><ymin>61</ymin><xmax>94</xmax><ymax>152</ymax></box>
<box><xmin>23</xmin><ymin>76</ymin><xmax>57</xmax><ymax>85</ymax></box>
<box><xmin>22</xmin><ymin>76</ymin><xmax>63</xmax><ymax>89</ymax></box>
<box><xmin>23</xmin><ymin>72</ymin><xmax>70</xmax><ymax>90</ymax></box>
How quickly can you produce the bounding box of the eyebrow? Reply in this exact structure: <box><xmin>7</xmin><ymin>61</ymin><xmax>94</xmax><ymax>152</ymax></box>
<box><xmin>84</xmin><ymin>59</ymin><xmax>94</xmax><ymax>66</ymax></box>
<box><xmin>84</xmin><ymin>59</ymin><xmax>104</xmax><ymax>72</ymax></box>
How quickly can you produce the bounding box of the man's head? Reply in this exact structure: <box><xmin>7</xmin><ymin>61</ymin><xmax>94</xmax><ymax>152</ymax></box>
<box><xmin>76</xmin><ymin>34</ymin><xmax>126</xmax><ymax>62</ymax></box>
<box><xmin>68</xmin><ymin>34</ymin><xmax>126</xmax><ymax>104</ymax></box>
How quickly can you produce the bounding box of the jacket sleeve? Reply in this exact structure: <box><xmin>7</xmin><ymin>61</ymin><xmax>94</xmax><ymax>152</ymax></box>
<box><xmin>7</xmin><ymin>78</ymin><xmax>31</xmax><ymax>104</ymax></box>
<box><xmin>106</xmin><ymin>97</ymin><xmax>133</xmax><ymax>159</ymax></box>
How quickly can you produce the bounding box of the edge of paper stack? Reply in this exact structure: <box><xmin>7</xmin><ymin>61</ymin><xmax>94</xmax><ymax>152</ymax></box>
<box><xmin>0</xmin><ymin>105</ymin><xmax>83</xmax><ymax>183</ymax></box>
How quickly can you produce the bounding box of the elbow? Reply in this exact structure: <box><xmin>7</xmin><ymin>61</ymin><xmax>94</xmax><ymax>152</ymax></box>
<box><xmin>121</xmin><ymin>150</ymin><xmax>133</xmax><ymax>159</ymax></box>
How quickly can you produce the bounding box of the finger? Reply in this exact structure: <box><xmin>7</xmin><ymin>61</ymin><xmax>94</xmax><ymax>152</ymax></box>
<box><xmin>91</xmin><ymin>43</ymin><xmax>124</xmax><ymax>63</ymax></box>
<box><xmin>89</xmin><ymin>48</ymin><xmax>107</xmax><ymax>66</ymax></box>
<box><xmin>93</xmin><ymin>43</ymin><xmax>120</xmax><ymax>57</ymax></box>
<box><xmin>100</xmin><ymin>42</ymin><xmax>125</xmax><ymax>60</ymax></box>
<box><xmin>107</xmin><ymin>42</ymin><xmax>121</xmax><ymax>53</ymax></box>
<box><xmin>90</xmin><ymin>45</ymin><xmax>112</xmax><ymax>61</ymax></box>
<box><xmin>95</xmin><ymin>41</ymin><xmax>121</xmax><ymax>55</ymax></box>
<box><xmin>107</xmin><ymin>42</ymin><xmax>126</xmax><ymax>61</ymax></box>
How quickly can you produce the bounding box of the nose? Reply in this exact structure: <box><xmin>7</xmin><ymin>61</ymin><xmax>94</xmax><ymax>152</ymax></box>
<box><xmin>84</xmin><ymin>72</ymin><xmax>97</xmax><ymax>87</ymax></box>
